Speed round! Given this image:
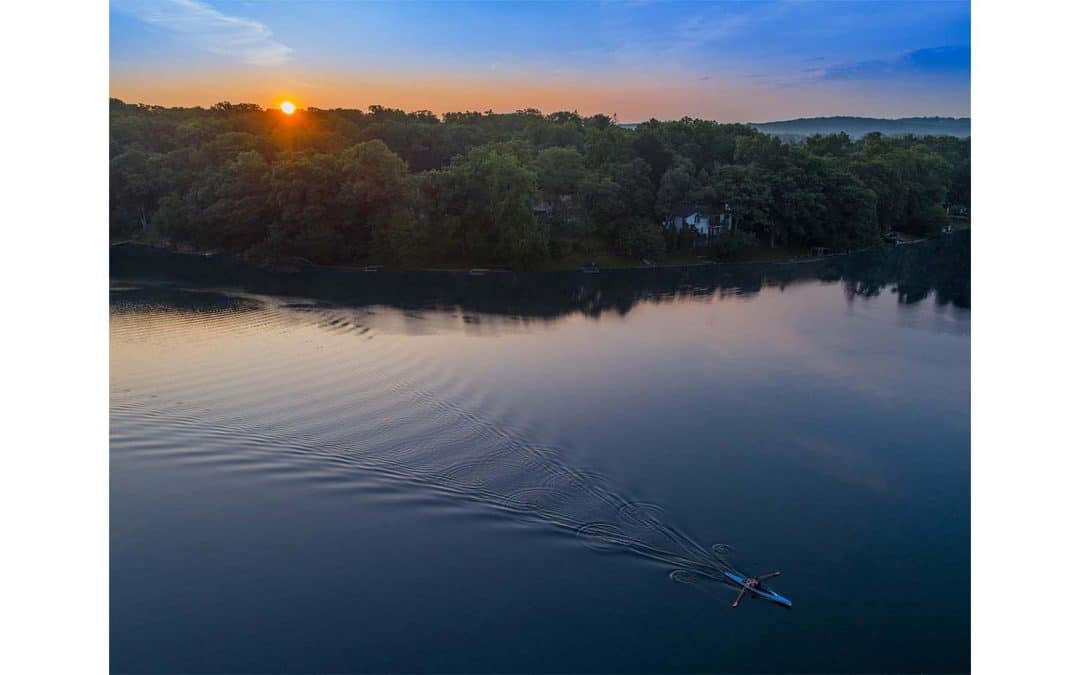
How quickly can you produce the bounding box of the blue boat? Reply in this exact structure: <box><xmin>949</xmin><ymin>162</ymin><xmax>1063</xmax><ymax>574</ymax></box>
<box><xmin>724</xmin><ymin>571</ymin><xmax>792</xmax><ymax>608</ymax></box>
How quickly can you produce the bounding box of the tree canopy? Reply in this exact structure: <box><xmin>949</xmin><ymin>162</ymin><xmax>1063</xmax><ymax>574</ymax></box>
<box><xmin>110</xmin><ymin>99</ymin><xmax>970</xmax><ymax>268</ymax></box>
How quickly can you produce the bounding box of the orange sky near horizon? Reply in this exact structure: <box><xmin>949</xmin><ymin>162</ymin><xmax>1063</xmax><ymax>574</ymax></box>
<box><xmin>110</xmin><ymin>1</ymin><xmax>970</xmax><ymax>123</ymax></box>
<box><xmin>109</xmin><ymin>68</ymin><xmax>956</xmax><ymax>123</ymax></box>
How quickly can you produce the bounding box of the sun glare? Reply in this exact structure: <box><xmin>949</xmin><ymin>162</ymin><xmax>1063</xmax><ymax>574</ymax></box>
<box><xmin>280</xmin><ymin>101</ymin><xmax>296</xmax><ymax>115</ymax></box>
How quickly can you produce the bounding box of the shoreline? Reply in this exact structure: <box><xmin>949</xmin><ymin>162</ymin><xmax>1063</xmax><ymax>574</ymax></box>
<box><xmin>109</xmin><ymin>238</ymin><xmax>908</xmax><ymax>275</ymax></box>
<box><xmin>110</xmin><ymin>232</ymin><xmax>969</xmax><ymax>319</ymax></box>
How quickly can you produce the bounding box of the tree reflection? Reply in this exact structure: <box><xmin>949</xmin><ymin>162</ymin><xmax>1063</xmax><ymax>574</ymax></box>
<box><xmin>112</xmin><ymin>232</ymin><xmax>969</xmax><ymax>319</ymax></box>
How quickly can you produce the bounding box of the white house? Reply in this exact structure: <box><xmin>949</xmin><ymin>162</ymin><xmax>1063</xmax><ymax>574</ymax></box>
<box><xmin>668</xmin><ymin>204</ymin><xmax>734</xmax><ymax>243</ymax></box>
<box><xmin>669</xmin><ymin>206</ymin><xmax>711</xmax><ymax>234</ymax></box>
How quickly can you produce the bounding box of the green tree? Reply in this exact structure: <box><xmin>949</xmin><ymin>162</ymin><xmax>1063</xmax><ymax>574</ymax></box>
<box><xmin>584</xmin><ymin>126</ymin><xmax>633</xmax><ymax>168</ymax></box>
<box><xmin>268</xmin><ymin>152</ymin><xmax>346</xmax><ymax>262</ymax></box>
<box><xmin>436</xmin><ymin>145</ymin><xmax>546</xmax><ymax>267</ymax></box>
<box><xmin>708</xmin><ymin>164</ymin><xmax>773</xmax><ymax>239</ymax></box>
<box><xmin>655</xmin><ymin>155</ymin><xmax>698</xmax><ymax>219</ymax></box>
<box><xmin>197</xmin><ymin>150</ymin><xmax>274</xmax><ymax>250</ymax></box>
<box><xmin>108</xmin><ymin>98</ymin><xmax>967</xmax><ymax>267</ymax></box>
<box><xmin>338</xmin><ymin>140</ymin><xmax>413</xmax><ymax>260</ymax></box>
<box><xmin>615</xmin><ymin>218</ymin><xmax>666</xmax><ymax>260</ymax></box>
<box><xmin>534</xmin><ymin>147</ymin><xmax>586</xmax><ymax>196</ymax></box>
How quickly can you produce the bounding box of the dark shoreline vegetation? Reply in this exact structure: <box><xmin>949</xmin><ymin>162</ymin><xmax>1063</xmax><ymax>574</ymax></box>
<box><xmin>110</xmin><ymin>99</ymin><xmax>970</xmax><ymax>270</ymax></box>
<box><xmin>112</xmin><ymin>230</ymin><xmax>969</xmax><ymax>319</ymax></box>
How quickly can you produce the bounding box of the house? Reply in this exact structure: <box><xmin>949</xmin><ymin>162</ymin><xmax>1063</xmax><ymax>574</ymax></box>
<box><xmin>667</xmin><ymin>203</ymin><xmax>734</xmax><ymax>245</ymax></box>
<box><xmin>946</xmin><ymin>204</ymin><xmax>970</xmax><ymax>220</ymax></box>
<box><xmin>709</xmin><ymin>203</ymin><xmax>734</xmax><ymax>238</ymax></box>
<box><xmin>668</xmin><ymin>205</ymin><xmax>710</xmax><ymax>234</ymax></box>
<box><xmin>533</xmin><ymin>200</ymin><xmax>554</xmax><ymax>221</ymax></box>
<box><xmin>533</xmin><ymin>195</ymin><xmax>575</xmax><ymax>224</ymax></box>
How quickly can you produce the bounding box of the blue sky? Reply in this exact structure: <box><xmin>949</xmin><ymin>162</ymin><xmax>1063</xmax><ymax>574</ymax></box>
<box><xmin>110</xmin><ymin>1</ymin><xmax>970</xmax><ymax>121</ymax></box>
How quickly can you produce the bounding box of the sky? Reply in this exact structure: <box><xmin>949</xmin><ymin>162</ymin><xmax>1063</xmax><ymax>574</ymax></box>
<box><xmin>109</xmin><ymin>0</ymin><xmax>970</xmax><ymax>122</ymax></box>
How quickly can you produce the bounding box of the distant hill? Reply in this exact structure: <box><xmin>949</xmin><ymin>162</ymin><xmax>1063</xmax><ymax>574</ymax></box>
<box><xmin>751</xmin><ymin>116</ymin><xmax>969</xmax><ymax>139</ymax></box>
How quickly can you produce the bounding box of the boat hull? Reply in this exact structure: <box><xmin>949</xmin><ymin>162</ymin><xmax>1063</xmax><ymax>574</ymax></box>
<box><xmin>724</xmin><ymin>571</ymin><xmax>793</xmax><ymax>608</ymax></box>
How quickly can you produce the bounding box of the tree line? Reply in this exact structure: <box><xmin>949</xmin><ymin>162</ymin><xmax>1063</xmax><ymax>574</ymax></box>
<box><xmin>110</xmin><ymin>98</ymin><xmax>970</xmax><ymax>269</ymax></box>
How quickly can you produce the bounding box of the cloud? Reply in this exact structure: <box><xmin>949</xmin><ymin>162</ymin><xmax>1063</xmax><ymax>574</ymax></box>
<box><xmin>745</xmin><ymin>45</ymin><xmax>970</xmax><ymax>91</ymax></box>
<box><xmin>672</xmin><ymin>0</ymin><xmax>798</xmax><ymax>49</ymax></box>
<box><xmin>822</xmin><ymin>45</ymin><xmax>969</xmax><ymax>81</ymax></box>
<box><xmin>678</xmin><ymin>12</ymin><xmax>753</xmax><ymax>43</ymax></box>
<box><xmin>114</xmin><ymin>0</ymin><xmax>292</xmax><ymax>66</ymax></box>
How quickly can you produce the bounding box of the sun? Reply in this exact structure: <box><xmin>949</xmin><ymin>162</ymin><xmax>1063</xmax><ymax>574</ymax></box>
<box><xmin>280</xmin><ymin>100</ymin><xmax>296</xmax><ymax>115</ymax></box>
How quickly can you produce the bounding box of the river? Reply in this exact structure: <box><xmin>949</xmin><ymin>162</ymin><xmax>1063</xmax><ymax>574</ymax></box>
<box><xmin>111</xmin><ymin>236</ymin><xmax>969</xmax><ymax>673</ymax></box>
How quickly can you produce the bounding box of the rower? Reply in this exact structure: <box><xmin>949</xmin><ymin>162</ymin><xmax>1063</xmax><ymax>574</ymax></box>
<box><xmin>731</xmin><ymin>571</ymin><xmax>781</xmax><ymax>608</ymax></box>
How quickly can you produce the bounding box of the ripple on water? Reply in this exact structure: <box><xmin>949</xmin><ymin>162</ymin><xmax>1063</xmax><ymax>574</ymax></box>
<box><xmin>112</xmin><ymin>283</ymin><xmax>745</xmax><ymax>600</ymax></box>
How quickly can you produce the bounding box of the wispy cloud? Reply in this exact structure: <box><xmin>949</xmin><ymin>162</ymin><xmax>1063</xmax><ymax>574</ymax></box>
<box><xmin>822</xmin><ymin>45</ymin><xmax>969</xmax><ymax>81</ymax></box>
<box><xmin>677</xmin><ymin>12</ymin><xmax>753</xmax><ymax>44</ymax></box>
<box><xmin>114</xmin><ymin>0</ymin><xmax>292</xmax><ymax>66</ymax></box>
<box><xmin>674</xmin><ymin>1</ymin><xmax>799</xmax><ymax>48</ymax></box>
<box><xmin>748</xmin><ymin>45</ymin><xmax>970</xmax><ymax>90</ymax></box>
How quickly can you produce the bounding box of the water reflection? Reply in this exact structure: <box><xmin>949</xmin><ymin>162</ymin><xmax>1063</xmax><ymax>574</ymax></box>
<box><xmin>111</xmin><ymin>232</ymin><xmax>969</xmax><ymax>322</ymax></box>
<box><xmin>110</xmin><ymin>237</ymin><xmax>970</xmax><ymax>672</ymax></box>
<box><xmin>111</xmin><ymin>284</ymin><xmax>752</xmax><ymax>602</ymax></box>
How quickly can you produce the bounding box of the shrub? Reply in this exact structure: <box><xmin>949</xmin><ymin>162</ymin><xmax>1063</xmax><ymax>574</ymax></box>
<box><xmin>709</xmin><ymin>230</ymin><xmax>756</xmax><ymax>260</ymax></box>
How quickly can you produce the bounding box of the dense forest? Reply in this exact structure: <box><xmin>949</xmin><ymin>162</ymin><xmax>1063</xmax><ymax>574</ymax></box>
<box><xmin>110</xmin><ymin>98</ymin><xmax>970</xmax><ymax>269</ymax></box>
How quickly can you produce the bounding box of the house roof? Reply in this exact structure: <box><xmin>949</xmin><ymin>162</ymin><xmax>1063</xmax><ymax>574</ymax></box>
<box><xmin>672</xmin><ymin>205</ymin><xmax>707</xmax><ymax>218</ymax></box>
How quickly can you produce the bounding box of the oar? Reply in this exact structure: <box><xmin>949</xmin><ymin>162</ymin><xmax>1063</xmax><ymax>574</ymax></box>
<box><xmin>732</xmin><ymin>586</ymin><xmax>749</xmax><ymax>607</ymax></box>
<box><xmin>757</xmin><ymin>571</ymin><xmax>781</xmax><ymax>580</ymax></box>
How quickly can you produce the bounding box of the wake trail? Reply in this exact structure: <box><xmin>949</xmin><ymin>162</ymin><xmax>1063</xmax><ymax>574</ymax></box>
<box><xmin>112</xmin><ymin>293</ymin><xmax>748</xmax><ymax>599</ymax></box>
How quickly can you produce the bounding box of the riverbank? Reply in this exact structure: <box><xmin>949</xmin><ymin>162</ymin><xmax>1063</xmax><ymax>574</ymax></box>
<box><xmin>111</xmin><ymin>231</ymin><xmax>969</xmax><ymax>318</ymax></box>
<box><xmin>110</xmin><ymin>237</ymin><xmax>910</xmax><ymax>275</ymax></box>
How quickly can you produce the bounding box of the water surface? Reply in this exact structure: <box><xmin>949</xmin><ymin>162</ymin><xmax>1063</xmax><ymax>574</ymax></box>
<box><xmin>111</xmin><ymin>240</ymin><xmax>970</xmax><ymax>673</ymax></box>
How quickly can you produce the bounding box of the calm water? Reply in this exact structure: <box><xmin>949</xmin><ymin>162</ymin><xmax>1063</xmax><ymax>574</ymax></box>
<box><xmin>111</xmin><ymin>239</ymin><xmax>970</xmax><ymax>673</ymax></box>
